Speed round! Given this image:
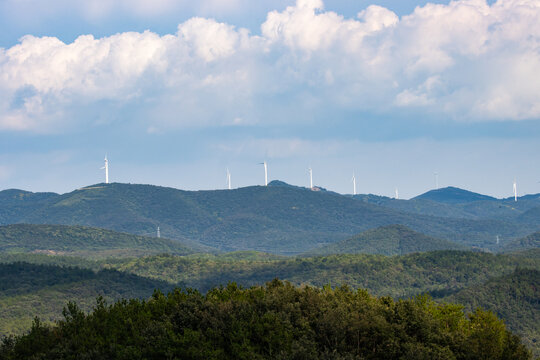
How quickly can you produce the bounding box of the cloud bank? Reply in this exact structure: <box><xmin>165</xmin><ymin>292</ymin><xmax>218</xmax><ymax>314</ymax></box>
<box><xmin>1</xmin><ymin>0</ymin><xmax>539</xmax><ymax>132</ymax></box>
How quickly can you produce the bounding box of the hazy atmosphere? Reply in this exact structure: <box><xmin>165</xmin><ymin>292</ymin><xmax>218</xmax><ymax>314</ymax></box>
<box><xmin>1</xmin><ymin>0</ymin><xmax>539</xmax><ymax>197</ymax></box>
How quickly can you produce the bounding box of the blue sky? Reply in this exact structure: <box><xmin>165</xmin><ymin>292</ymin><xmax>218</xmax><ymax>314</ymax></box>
<box><xmin>0</xmin><ymin>0</ymin><xmax>539</xmax><ymax>198</ymax></box>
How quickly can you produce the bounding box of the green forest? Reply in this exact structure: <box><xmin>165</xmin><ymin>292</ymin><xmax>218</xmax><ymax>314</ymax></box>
<box><xmin>0</xmin><ymin>185</ymin><xmax>539</xmax><ymax>357</ymax></box>
<box><xmin>1</xmin><ymin>250</ymin><xmax>539</xmax><ymax>356</ymax></box>
<box><xmin>0</xmin><ymin>280</ymin><xmax>533</xmax><ymax>359</ymax></box>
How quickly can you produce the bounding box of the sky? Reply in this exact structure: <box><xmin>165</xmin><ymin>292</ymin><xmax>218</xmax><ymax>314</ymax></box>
<box><xmin>0</xmin><ymin>0</ymin><xmax>539</xmax><ymax>199</ymax></box>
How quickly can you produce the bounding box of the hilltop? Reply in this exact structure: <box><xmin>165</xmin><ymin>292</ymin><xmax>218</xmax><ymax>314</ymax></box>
<box><xmin>413</xmin><ymin>186</ymin><xmax>496</xmax><ymax>204</ymax></box>
<box><xmin>303</xmin><ymin>224</ymin><xmax>467</xmax><ymax>256</ymax></box>
<box><xmin>0</xmin><ymin>224</ymin><xmax>200</xmax><ymax>259</ymax></box>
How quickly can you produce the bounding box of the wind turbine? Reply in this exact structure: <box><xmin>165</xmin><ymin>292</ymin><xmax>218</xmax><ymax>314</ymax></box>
<box><xmin>101</xmin><ymin>155</ymin><xmax>109</xmax><ymax>184</ymax></box>
<box><xmin>259</xmin><ymin>161</ymin><xmax>268</xmax><ymax>186</ymax></box>
<box><xmin>395</xmin><ymin>187</ymin><xmax>399</xmax><ymax>199</ymax></box>
<box><xmin>226</xmin><ymin>168</ymin><xmax>232</xmax><ymax>190</ymax></box>
<box><xmin>351</xmin><ymin>172</ymin><xmax>356</xmax><ymax>195</ymax></box>
<box><xmin>308</xmin><ymin>167</ymin><xmax>313</xmax><ymax>189</ymax></box>
<box><xmin>513</xmin><ymin>178</ymin><xmax>517</xmax><ymax>202</ymax></box>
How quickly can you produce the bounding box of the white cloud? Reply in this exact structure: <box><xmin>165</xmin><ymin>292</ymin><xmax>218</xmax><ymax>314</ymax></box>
<box><xmin>0</xmin><ymin>0</ymin><xmax>539</xmax><ymax>132</ymax></box>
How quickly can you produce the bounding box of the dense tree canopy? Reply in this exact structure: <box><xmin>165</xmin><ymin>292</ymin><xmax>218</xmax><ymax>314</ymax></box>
<box><xmin>0</xmin><ymin>280</ymin><xmax>532</xmax><ymax>359</ymax></box>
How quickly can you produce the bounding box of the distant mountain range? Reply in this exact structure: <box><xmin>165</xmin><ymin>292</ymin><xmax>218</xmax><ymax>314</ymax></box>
<box><xmin>355</xmin><ymin>187</ymin><xmax>540</xmax><ymax>221</ymax></box>
<box><xmin>0</xmin><ymin>182</ymin><xmax>539</xmax><ymax>254</ymax></box>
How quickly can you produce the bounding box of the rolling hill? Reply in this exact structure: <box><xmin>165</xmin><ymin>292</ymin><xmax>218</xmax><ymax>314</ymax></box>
<box><xmin>0</xmin><ymin>250</ymin><xmax>538</xmax><ymax>355</ymax></box>
<box><xmin>0</xmin><ymin>224</ymin><xmax>200</xmax><ymax>258</ymax></box>
<box><xmin>444</xmin><ymin>269</ymin><xmax>540</xmax><ymax>357</ymax></box>
<box><xmin>107</xmin><ymin>250</ymin><xmax>540</xmax><ymax>297</ymax></box>
<box><xmin>303</xmin><ymin>224</ymin><xmax>467</xmax><ymax>256</ymax></box>
<box><xmin>501</xmin><ymin>231</ymin><xmax>540</xmax><ymax>253</ymax></box>
<box><xmin>0</xmin><ymin>262</ymin><xmax>174</xmax><ymax>335</ymax></box>
<box><xmin>0</xmin><ymin>182</ymin><xmax>537</xmax><ymax>254</ymax></box>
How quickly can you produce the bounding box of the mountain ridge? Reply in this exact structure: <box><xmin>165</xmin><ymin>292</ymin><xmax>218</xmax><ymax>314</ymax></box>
<box><xmin>0</xmin><ymin>182</ymin><xmax>537</xmax><ymax>254</ymax></box>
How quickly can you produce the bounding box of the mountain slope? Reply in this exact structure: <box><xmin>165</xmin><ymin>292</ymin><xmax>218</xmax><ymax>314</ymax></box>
<box><xmin>444</xmin><ymin>269</ymin><xmax>540</xmax><ymax>357</ymax></box>
<box><xmin>0</xmin><ymin>183</ymin><xmax>535</xmax><ymax>254</ymax></box>
<box><xmin>502</xmin><ymin>231</ymin><xmax>540</xmax><ymax>253</ymax></box>
<box><xmin>0</xmin><ymin>224</ymin><xmax>199</xmax><ymax>258</ymax></box>
<box><xmin>0</xmin><ymin>262</ymin><xmax>175</xmax><ymax>335</ymax></box>
<box><xmin>303</xmin><ymin>224</ymin><xmax>467</xmax><ymax>256</ymax></box>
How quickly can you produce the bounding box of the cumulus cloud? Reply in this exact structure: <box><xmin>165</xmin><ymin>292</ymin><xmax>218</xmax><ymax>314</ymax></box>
<box><xmin>0</xmin><ymin>0</ymin><xmax>539</xmax><ymax>132</ymax></box>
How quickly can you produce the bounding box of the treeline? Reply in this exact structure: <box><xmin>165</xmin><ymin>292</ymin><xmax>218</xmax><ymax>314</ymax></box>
<box><xmin>0</xmin><ymin>280</ymin><xmax>532</xmax><ymax>359</ymax></box>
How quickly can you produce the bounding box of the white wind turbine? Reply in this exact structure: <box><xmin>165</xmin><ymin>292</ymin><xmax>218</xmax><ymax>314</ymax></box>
<box><xmin>259</xmin><ymin>161</ymin><xmax>268</xmax><ymax>186</ymax></box>
<box><xmin>101</xmin><ymin>155</ymin><xmax>109</xmax><ymax>184</ymax></box>
<box><xmin>395</xmin><ymin>187</ymin><xmax>399</xmax><ymax>199</ymax></box>
<box><xmin>513</xmin><ymin>178</ymin><xmax>517</xmax><ymax>202</ymax></box>
<box><xmin>351</xmin><ymin>172</ymin><xmax>357</xmax><ymax>195</ymax></box>
<box><xmin>308</xmin><ymin>167</ymin><xmax>313</xmax><ymax>189</ymax></box>
<box><xmin>226</xmin><ymin>168</ymin><xmax>232</xmax><ymax>190</ymax></box>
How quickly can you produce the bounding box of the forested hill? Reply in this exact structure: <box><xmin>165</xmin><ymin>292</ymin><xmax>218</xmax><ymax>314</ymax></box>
<box><xmin>303</xmin><ymin>224</ymin><xmax>467</xmax><ymax>256</ymax></box>
<box><xmin>502</xmin><ymin>231</ymin><xmax>540</xmax><ymax>253</ymax></box>
<box><xmin>0</xmin><ymin>262</ymin><xmax>175</xmax><ymax>335</ymax></box>
<box><xmin>445</xmin><ymin>269</ymin><xmax>540</xmax><ymax>356</ymax></box>
<box><xmin>0</xmin><ymin>183</ymin><xmax>536</xmax><ymax>253</ymax></box>
<box><xmin>0</xmin><ymin>224</ymin><xmax>199</xmax><ymax>258</ymax></box>
<box><xmin>0</xmin><ymin>280</ymin><xmax>532</xmax><ymax>359</ymax></box>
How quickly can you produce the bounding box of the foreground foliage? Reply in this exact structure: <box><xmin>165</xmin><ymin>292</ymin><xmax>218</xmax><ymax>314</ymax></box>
<box><xmin>0</xmin><ymin>280</ymin><xmax>532</xmax><ymax>360</ymax></box>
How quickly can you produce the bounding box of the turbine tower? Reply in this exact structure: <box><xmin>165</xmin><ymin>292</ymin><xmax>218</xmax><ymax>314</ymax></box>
<box><xmin>351</xmin><ymin>172</ymin><xmax>356</xmax><ymax>195</ymax></box>
<box><xmin>395</xmin><ymin>187</ymin><xmax>399</xmax><ymax>199</ymax></box>
<box><xmin>226</xmin><ymin>168</ymin><xmax>232</xmax><ymax>190</ymax></box>
<box><xmin>309</xmin><ymin>167</ymin><xmax>313</xmax><ymax>189</ymax></box>
<box><xmin>157</xmin><ymin>226</ymin><xmax>161</xmax><ymax>238</ymax></box>
<box><xmin>513</xmin><ymin>179</ymin><xmax>517</xmax><ymax>202</ymax></box>
<box><xmin>101</xmin><ymin>155</ymin><xmax>109</xmax><ymax>184</ymax></box>
<box><xmin>259</xmin><ymin>161</ymin><xmax>268</xmax><ymax>186</ymax></box>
